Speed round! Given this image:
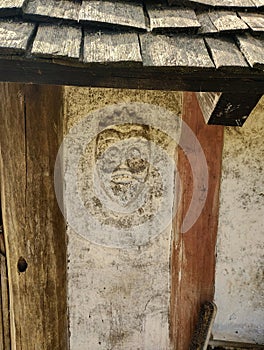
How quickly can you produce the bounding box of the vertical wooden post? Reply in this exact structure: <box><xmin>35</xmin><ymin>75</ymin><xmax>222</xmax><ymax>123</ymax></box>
<box><xmin>170</xmin><ymin>92</ymin><xmax>224</xmax><ymax>350</ymax></box>
<box><xmin>0</xmin><ymin>83</ymin><xmax>67</xmax><ymax>349</ymax></box>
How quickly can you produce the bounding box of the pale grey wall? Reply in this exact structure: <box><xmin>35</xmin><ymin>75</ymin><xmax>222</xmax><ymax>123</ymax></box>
<box><xmin>213</xmin><ymin>97</ymin><xmax>264</xmax><ymax>344</ymax></box>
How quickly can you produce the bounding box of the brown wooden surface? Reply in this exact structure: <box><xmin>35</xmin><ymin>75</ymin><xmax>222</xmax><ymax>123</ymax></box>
<box><xmin>0</xmin><ymin>83</ymin><xmax>67</xmax><ymax>350</ymax></box>
<box><xmin>0</xmin><ymin>58</ymin><xmax>264</xmax><ymax>95</ymax></box>
<box><xmin>170</xmin><ymin>92</ymin><xmax>224</xmax><ymax>350</ymax></box>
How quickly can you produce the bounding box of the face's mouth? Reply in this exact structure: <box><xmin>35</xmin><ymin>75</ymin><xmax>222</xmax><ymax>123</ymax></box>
<box><xmin>111</xmin><ymin>171</ymin><xmax>134</xmax><ymax>185</ymax></box>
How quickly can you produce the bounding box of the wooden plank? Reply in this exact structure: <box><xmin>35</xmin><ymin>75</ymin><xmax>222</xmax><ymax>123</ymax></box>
<box><xmin>83</xmin><ymin>32</ymin><xmax>142</xmax><ymax>64</ymax></box>
<box><xmin>0</xmin><ymin>21</ymin><xmax>35</xmax><ymax>55</ymax></box>
<box><xmin>0</xmin><ymin>83</ymin><xmax>67</xmax><ymax>349</ymax></box>
<box><xmin>140</xmin><ymin>33</ymin><xmax>214</xmax><ymax>67</ymax></box>
<box><xmin>146</xmin><ymin>6</ymin><xmax>200</xmax><ymax>31</ymax></box>
<box><xmin>23</xmin><ymin>0</ymin><xmax>80</xmax><ymax>22</ymax></box>
<box><xmin>205</xmin><ymin>36</ymin><xmax>248</xmax><ymax>69</ymax></box>
<box><xmin>0</xmin><ymin>58</ymin><xmax>264</xmax><ymax>94</ymax></box>
<box><xmin>170</xmin><ymin>92</ymin><xmax>224</xmax><ymax>350</ymax></box>
<box><xmin>168</xmin><ymin>0</ymin><xmax>256</xmax><ymax>8</ymax></box>
<box><xmin>239</xmin><ymin>12</ymin><xmax>264</xmax><ymax>32</ymax></box>
<box><xmin>0</xmin><ymin>0</ymin><xmax>25</xmax><ymax>16</ymax></box>
<box><xmin>79</xmin><ymin>1</ymin><xmax>146</xmax><ymax>30</ymax></box>
<box><xmin>236</xmin><ymin>33</ymin><xmax>264</xmax><ymax>69</ymax></box>
<box><xmin>0</xmin><ymin>254</ymin><xmax>10</xmax><ymax>350</ymax></box>
<box><xmin>196</xmin><ymin>92</ymin><xmax>263</xmax><ymax>125</ymax></box>
<box><xmin>208</xmin><ymin>11</ymin><xmax>248</xmax><ymax>32</ymax></box>
<box><xmin>197</xmin><ymin>11</ymin><xmax>218</xmax><ymax>34</ymax></box>
<box><xmin>32</xmin><ymin>24</ymin><xmax>82</xmax><ymax>59</ymax></box>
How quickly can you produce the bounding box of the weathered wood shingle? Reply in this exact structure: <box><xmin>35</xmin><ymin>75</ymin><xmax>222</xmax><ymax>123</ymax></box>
<box><xmin>24</xmin><ymin>0</ymin><xmax>80</xmax><ymax>22</ymax></box>
<box><xmin>239</xmin><ymin>12</ymin><xmax>264</xmax><ymax>32</ymax></box>
<box><xmin>168</xmin><ymin>0</ymin><xmax>257</xmax><ymax>8</ymax></box>
<box><xmin>236</xmin><ymin>34</ymin><xmax>264</xmax><ymax>69</ymax></box>
<box><xmin>83</xmin><ymin>32</ymin><xmax>142</xmax><ymax>64</ymax></box>
<box><xmin>0</xmin><ymin>0</ymin><xmax>25</xmax><ymax>16</ymax></box>
<box><xmin>32</xmin><ymin>24</ymin><xmax>82</xmax><ymax>59</ymax></box>
<box><xmin>208</xmin><ymin>11</ymin><xmax>248</xmax><ymax>32</ymax></box>
<box><xmin>79</xmin><ymin>1</ymin><xmax>146</xmax><ymax>30</ymax></box>
<box><xmin>205</xmin><ymin>37</ymin><xmax>248</xmax><ymax>68</ymax></box>
<box><xmin>140</xmin><ymin>33</ymin><xmax>214</xmax><ymax>68</ymax></box>
<box><xmin>147</xmin><ymin>6</ymin><xmax>200</xmax><ymax>31</ymax></box>
<box><xmin>0</xmin><ymin>21</ymin><xmax>35</xmax><ymax>54</ymax></box>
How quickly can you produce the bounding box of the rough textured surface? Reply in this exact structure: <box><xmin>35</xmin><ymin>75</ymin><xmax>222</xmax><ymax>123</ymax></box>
<box><xmin>83</xmin><ymin>32</ymin><xmax>142</xmax><ymax>64</ymax></box>
<box><xmin>140</xmin><ymin>33</ymin><xmax>214</xmax><ymax>67</ymax></box>
<box><xmin>0</xmin><ymin>1</ymin><xmax>263</xmax><ymax>93</ymax></box>
<box><xmin>236</xmin><ymin>34</ymin><xmax>264</xmax><ymax>69</ymax></box>
<box><xmin>147</xmin><ymin>6</ymin><xmax>200</xmax><ymax>31</ymax></box>
<box><xmin>0</xmin><ymin>21</ymin><xmax>35</xmax><ymax>54</ymax></box>
<box><xmin>79</xmin><ymin>1</ymin><xmax>146</xmax><ymax>30</ymax></box>
<box><xmin>214</xmin><ymin>96</ymin><xmax>264</xmax><ymax>344</ymax></box>
<box><xmin>32</xmin><ymin>24</ymin><xmax>82</xmax><ymax>59</ymax></box>
<box><xmin>65</xmin><ymin>87</ymin><xmax>182</xmax><ymax>350</ymax></box>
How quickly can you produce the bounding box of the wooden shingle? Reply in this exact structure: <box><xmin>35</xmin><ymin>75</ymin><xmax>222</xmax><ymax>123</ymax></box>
<box><xmin>0</xmin><ymin>0</ymin><xmax>25</xmax><ymax>16</ymax></box>
<box><xmin>168</xmin><ymin>0</ymin><xmax>256</xmax><ymax>8</ymax></box>
<box><xmin>239</xmin><ymin>13</ymin><xmax>264</xmax><ymax>32</ymax></box>
<box><xmin>79</xmin><ymin>1</ymin><xmax>146</xmax><ymax>30</ymax></box>
<box><xmin>140</xmin><ymin>33</ymin><xmax>214</xmax><ymax>68</ymax></box>
<box><xmin>24</xmin><ymin>0</ymin><xmax>80</xmax><ymax>22</ymax></box>
<box><xmin>147</xmin><ymin>6</ymin><xmax>200</xmax><ymax>31</ymax></box>
<box><xmin>0</xmin><ymin>21</ymin><xmax>35</xmax><ymax>55</ymax></box>
<box><xmin>197</xmin><ymin>12</ymin><xmax>218</xmax><ymax>34</ymax></box>
<box><xmin>205</xmin><ymin>37</ymin><xmax>248</xmax><ymax>68</ymax></box>
<box><xmin>236</xmin><ymin>33</ymin><xmax>264</xmax><ymax>69</ymax></box>
<box><xmin>32</xmin><ymin>24</ymin><xmax>82</xmax><ymax>59</ymax></box>
<box><xmin>83</xmin><ymin>32</ymin><xmax>142</xmax><ymax>64</ymax></box>
<box><xmin>208</xmin><ymin>11</ymin><xmax>248</xmax><ymax>32</ymax></box>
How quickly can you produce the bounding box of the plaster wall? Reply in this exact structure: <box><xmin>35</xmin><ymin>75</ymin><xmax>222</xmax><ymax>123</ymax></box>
<box><xmin>64</xmin><ymin>87</ymin><xmax>182</xmax><ymax>350</ymax></box>
<box><xmin>213</xmin><ymin>97</ymin><xmax>264</xmax><ymax>344</ymax></box>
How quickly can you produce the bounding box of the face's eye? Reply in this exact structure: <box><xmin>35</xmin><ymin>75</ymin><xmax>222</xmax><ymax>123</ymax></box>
<box><xmin>105</xmin><ymin>146</ymin><xmax>120</xmax><ymax>160</ymax></box>
<box><xmin>126</xmin><ymin>147</ymin><xmax>149</xmax><ymax>173</ymax></box>
<box><xmin>98</xmin><ymin>146</ymin><xmax>120</xmax><ymax>173</ymax></box>
<box><xmin>126</xmin><ymin>147</ymin><xmax>141</xmax><ymax>160</ymax></box>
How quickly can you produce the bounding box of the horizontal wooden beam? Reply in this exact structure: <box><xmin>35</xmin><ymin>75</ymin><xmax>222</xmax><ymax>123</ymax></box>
<box><xmin>196</xmin><ymin>92</ymin><xmax>263</xmax><ymax>126</ymax></box>
<box><xmin>0</xmin><ymin>58</ymin><xmax>264</xmax><ymax>94</ymax></box>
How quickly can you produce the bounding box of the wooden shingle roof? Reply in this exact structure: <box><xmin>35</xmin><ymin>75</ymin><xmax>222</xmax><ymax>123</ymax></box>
<box><xmin>0</xmin><ymin>0</ymin><xmax>264</xmax><ymax>93</ymax></box>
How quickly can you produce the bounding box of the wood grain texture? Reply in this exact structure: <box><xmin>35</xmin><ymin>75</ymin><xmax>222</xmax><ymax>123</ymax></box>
<box><xmin>236</xmin><ymin>33</ymin><xmax>264</xmax><ymax>69</ymax></box>
<box><xmin>0</xmin><ymin>0</ymin><xmax>25</xmax><ymax>16</ymax></box>
<box><xmin>205</xmin><ymin>36</ymin><xmax>248</xmax><ymax>69</ymax></box>
<box><xmin>0</xmin><ymin>254</ymin><xmax>10</xmax><ymax>350</ymax></box>
<box><xmin>79</xmin><ymin>1</ymin><xmax>146</xmax><ymax>30</ymax></box>
<box><xmin>170</xmin><ymin>92</ymin><xmax>224</xmax><ymax>350</ymax></box>
<box><xmin>140</xmin><ymin>33</ymin><xmax>214</xmax><ymax>67</ymax></box>
<box><xmin>197</xmin><ymin>11</ymin><xmax>218</xmax><ymax>34</ymax></box>
<box><xmin>24</xmin><ymin>0</ymin><xmax>80</xmax><ymax>22</ymax></box>
<box><xmin>0</xmin><ymin>83</ymin><xmax>67</xmax><ymax>350</ymax></box>
<box><xmin>0</xmin><ymin>57</ymin><xmax>264</xmax><ymax>94</ymax></box>
<box><xmin>83</xmin><ymin>32</ymin><xmax>142</xmax><ymax>64</ymax></box>
<box><xmin>32</xmin><ymin>24</ymin><xmax>82</xmax><ymax>59</ymax></box>
<box><xmin>208</xmin><ymin>11</ymin><xmax>248</xmax><ymax>32</ymax></box>
<box><xmin>239</xmin><ymin>12</ymin><xmax>264</xmax><ymax>32</ymax></box>
<box><xmin>168</xmin><ymin>0</ymin><xmax>256</xmax><ymax>8</ymax></box>
<box><xmin>147</xmin><ymin>6</ymin><xmax>200</xmax><ymax>31</ymax></box>
<box><xmin>0</xmin><ymin>21</ymin><xmax>35</xmax><ymax>54</ymax></box>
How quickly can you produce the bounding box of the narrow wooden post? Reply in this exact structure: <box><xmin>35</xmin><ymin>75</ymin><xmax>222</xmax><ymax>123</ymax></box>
<box><xmin>0</xmin><ymin>83</ymin><xmax>67</xmax><ymax>349</ymax></box>
<box><xmin>170</xmin><ymin>92</ymin><xmax>224</xmax><ymax>350</ymax></box>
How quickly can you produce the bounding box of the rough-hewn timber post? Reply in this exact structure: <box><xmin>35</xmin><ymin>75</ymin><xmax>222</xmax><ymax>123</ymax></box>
<box><xmin>170</xmin><ymin>92</ymin><xmax>224</xmax><ymax>350</ymax></box>
<box><xmin>0</xmin><ymin>83</ymin><xmax>67</xmax><ymax>350</ymax></box>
